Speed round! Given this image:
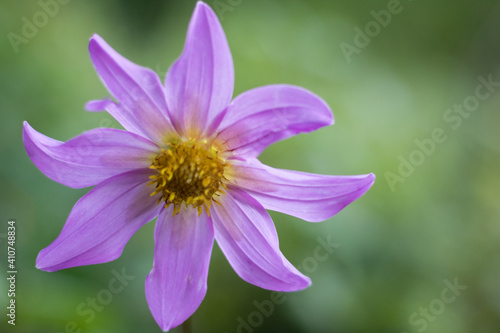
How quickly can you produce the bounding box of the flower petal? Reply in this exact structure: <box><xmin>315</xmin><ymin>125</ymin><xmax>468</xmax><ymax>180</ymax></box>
<box><xmin>212</xmin><ymin>187</ymin><xmax>310</xmax><ymax>292</ymax></box>
<box><xmin>36</xmin><ymin>169</ymin><xmax>161</xmax><ymax>272</ymax></box>
<box><xmin>85</xmin><ymin>99</ymin><xmax>112</xmax><ymax>112</ymax></box>
<box><xmin>23</xmin><ymin>121</ymin><xmax>158</xmax><ymax>188</ymax></box>
<box><xmin>217</xmin><ymin>84</ymin><xmax>333</xmax><ymax>158</ymax></box>
<box><xmin>88</xmin><ymin>34</ymin><xmax>176</xmax><ymax>143</ymax></box>
<box><xmin>85</xmin><ymin>98</ymin><xmax>147</xmax><ymax>137</ymax></box>
<box><xmin>165</xmin><ymin>2</ymin><xmax>234</xmax><ymax>138</ymax></box>
<box><xmin>227</xmin><ymin>159</ymin><xmax>375</xmax><ymax>222</ymax></box>
<box><xmin>146</xmin><ymin>206</ymin><xmax>214</xmax><ymax>331</ymax></box>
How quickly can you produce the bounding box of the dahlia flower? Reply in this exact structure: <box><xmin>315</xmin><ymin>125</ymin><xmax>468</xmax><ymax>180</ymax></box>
<box><xmin>23</xmin><ymin>2</ymin><xmax>374</xmax><ymax>330</ymax></box>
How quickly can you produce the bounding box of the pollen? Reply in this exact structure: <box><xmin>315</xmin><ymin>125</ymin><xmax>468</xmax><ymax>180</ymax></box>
<box><xmin>148</xmin><ymin>140</ymin><xmax>227</xmax><ymax>216</ymax></box>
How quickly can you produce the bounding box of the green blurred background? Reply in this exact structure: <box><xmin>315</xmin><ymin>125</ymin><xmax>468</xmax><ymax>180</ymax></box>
<box><xmin>1</xmin><ymin>0</ymin><xmax>499</xmax><ymax>332</ymax></box>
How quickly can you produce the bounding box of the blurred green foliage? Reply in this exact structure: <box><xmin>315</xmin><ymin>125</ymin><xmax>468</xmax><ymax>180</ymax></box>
<box><xmin>1</xmin><ymin>0</ymin><xmax>499</xmax><ymax>332</ymax></box>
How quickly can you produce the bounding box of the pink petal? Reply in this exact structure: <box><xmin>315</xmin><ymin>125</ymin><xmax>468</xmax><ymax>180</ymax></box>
<box><xmin>36</xmin><ymin>169</ymin><xmax>161</xmax><ymax>272</ymax></box>
<box><xmin>88</xmin><ymin>34</ymin><xmax>176</xmax><ymax>143</ymax></box>
<box><xmin>218</xmin><ymin>84</ymin><xmax>333</xmax><ymax>158</ymax></box>
<box><xmin>228</xmin><ymin>159</ymin><xmax>375</xmax><ymax>222</ymax></box>
<box><xmin>85</xmin><ymin>99</ymin><xmax>148</xmax><ymax>138</ymax></box>
<box><xmin>23</xmin><ymin>121</ymin><xmax>158</xmax><ymax>188</ymax></box>
<box><xmin>85</xmin><ymin>99</ymin><xmax>112</xmax><ymax>112</ymax></box>
<box><xmin>212</xmin><ymin>187</ymin><xmax>311</xmax><ymax>292</ymax></box>
<box><xmin>146</xmin><ymin>206</ymin><xmax>214</xmax><ymax>331</ymax></box>
<box><xmin>165</xmin><ymin>2</ymin><xmax>234</xmax><ymax>138</ymax></box>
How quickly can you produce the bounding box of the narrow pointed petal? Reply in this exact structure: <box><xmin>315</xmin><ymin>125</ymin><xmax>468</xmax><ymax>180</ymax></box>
<box><xmin>146</xmin><ymin>207</ymin><xmax>214</xmax><ymax>331</ymax></box>
<box><xmin>212</xmin><ymin>188</ymin><xmax>310</xmax><ymax>292</ymax></box>
<box><xmin>85</xmin><ymin>99</ymin><xmax>148</xmax><ymax>137</ymax></box>
<box><xmin>165</xmin><ymin>2</ymin><xmax>234</xmax><ymax>137</ymax></box>
<box><xmin>36</xmin><ymin>170</ymin><xmax>161</xmax><ymax>272</ymax></box>
<box><xmin>88</xmin><ymin>34</ymin><xmax>176</xmax><ymax>143</ymax></box>
<box><xmin>227</xmin><ymin>159</ymin><xmax>375</xmax><ymax>222</ymax></box>
<box><xmin>85</xmin><ymin>99</ymin><xmax>112</xmax><ymax>112</ymax></box>
<box><xmin>23</xmin><ymin>121</ymin><xmax>158</xmax><ymax>188</ymax></box>
<box><xmin>218</xmin><ymin>84</ymin><xmax>333</xmax><ymax>158</ymax></box>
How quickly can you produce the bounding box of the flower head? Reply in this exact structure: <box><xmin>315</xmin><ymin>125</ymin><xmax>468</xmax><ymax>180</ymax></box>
<box><xmin>23</xmin><ymin>2</ymin><xmax>375</xmax><ymax>331</ymax></box>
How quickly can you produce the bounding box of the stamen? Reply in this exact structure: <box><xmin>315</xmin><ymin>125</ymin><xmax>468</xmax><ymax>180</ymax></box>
<box><xmin>148</xmin><ymin>139</ymin><xmax>227</xmax><ymax>215</ymax></box>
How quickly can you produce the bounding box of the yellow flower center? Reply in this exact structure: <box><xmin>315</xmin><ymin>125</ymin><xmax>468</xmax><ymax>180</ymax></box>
<box><xmin>148</xmin><ymin>140</ymin><xmax>227</xmax><ymax>216</ymax></box>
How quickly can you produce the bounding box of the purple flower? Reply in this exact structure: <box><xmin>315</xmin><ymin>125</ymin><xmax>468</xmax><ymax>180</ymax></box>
<box><xmin>23</xmin><ymin>1</ymin><xmax>374</xmax><ymax>331</ymax></box>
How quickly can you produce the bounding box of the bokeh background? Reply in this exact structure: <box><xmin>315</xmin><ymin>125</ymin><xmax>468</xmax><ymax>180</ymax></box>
<box><xmin>1</xmin><ymin>0</ymin><xmax>499</xmax><ymax>332</ymax></box>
